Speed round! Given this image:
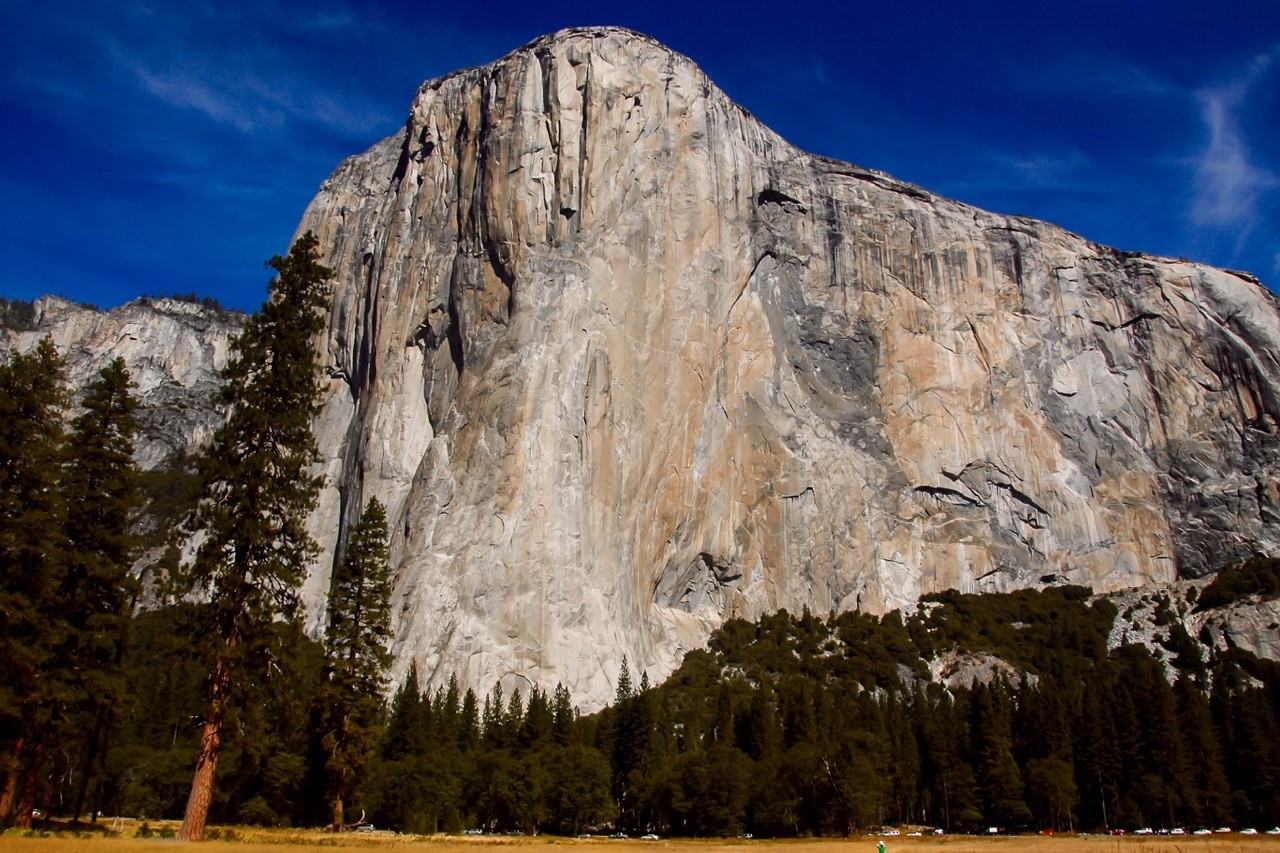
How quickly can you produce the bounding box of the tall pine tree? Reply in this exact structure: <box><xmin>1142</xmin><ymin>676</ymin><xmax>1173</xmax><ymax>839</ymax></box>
<box><xmin>178</xmin><ymin>232</ymin><xmax>332</xmax><ymax>840</ymax></box>
<box><xmin>58</xmin><ymin>357</ymin><xmax>142</xmax><ymax>821</ymax></box>
<box><xmin>0</xmin><ymin>338</ymin><xmax>66</xmax><ymax>827</ymax></box>
<box><xmin>319</xmin><ymin>497</ymin><xmax>393</xmax><ymax>828</ymax></box>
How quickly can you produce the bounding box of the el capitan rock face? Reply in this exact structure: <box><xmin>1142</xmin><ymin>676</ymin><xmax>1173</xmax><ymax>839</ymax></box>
<box><xmin>294</xmin><ymin>27</ymin><xmax>1280</xmax><ymax>709</ymax></box>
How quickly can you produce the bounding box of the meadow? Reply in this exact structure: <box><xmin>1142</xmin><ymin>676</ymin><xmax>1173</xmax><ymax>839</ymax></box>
<box><xmin>2</xmin><ymin>826</ymin><xmax>1278</xmax><ymax>853</ymax></box>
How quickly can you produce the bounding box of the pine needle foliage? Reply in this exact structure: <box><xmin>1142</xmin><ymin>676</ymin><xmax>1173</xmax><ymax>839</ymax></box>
<box><xmin>1196</xmin><ymin>557</ymin><xmax>1280</xmax><ymax>611</ymax></box>
<box><xmin>60</xmin><ymin>358</ymin><xmax>142</xmax><ymax>690</ymax></box>
<box><xmin>190</xmin><ymin>231</ymin><xmax>333</xmax><ymax>630</ymax></box>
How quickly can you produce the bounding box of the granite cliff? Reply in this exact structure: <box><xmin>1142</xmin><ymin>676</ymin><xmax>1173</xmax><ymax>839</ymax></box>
<box><xmin>291</xmin><ymin>27</ymin><xmax>1280</xmax><ymax>708</ymax></box>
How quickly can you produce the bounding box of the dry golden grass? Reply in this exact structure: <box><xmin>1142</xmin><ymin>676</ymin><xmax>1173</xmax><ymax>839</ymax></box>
<box><xmin>2</xmin><ymin>825</ymin><xmax>1279</xmax><ymax>853</ymax></box>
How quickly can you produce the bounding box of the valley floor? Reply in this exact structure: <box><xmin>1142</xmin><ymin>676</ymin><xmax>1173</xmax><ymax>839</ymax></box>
<box><xmin>3</xmin><ymin>826</ymin><xmax>1279</xmax><ymax>853</ymax></box>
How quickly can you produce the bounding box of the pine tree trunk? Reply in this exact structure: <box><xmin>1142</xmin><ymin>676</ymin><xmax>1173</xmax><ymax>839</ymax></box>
<box><xmin>178</xmin><ymin>652</ymin><xmax>232</xmax><ymax>841</ymax></box>
<box><xmin>331</xmin><ymin>788</ymin><xmax>344</xmax><ymax>831</ymax></box>
<box><xmin>76</xmin><ymin>613</ymin><xmax>131</xmax><ymax>824</ymax></box>
<box><xmin>72</xmin><ymin>706</ymin><xmax>109</xmax><ymax>822</ymax></box>
<box><xmin>12</xmin><ymin>738</ymin><xmax>45</xmax><ymax>830</ymax></box>
<box><xmin>329</xmin><ymin>709</ymin><xmax>350</xmax><ymax>830</ymax></box>
<box><xmin>0</xmin><ymin>738</ymin><xmax>23</xmax><ymax>821</ymax></box>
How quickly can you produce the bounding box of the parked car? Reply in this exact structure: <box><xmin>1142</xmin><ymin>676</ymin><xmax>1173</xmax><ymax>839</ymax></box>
<box><xmin>1241</xmin><ymin>828</ymin><xmax>1259</xmax><ymax>835</ymax></box>
<box><xmin>641</xmin><ymin>834</ymin><xmax>659</xmax><ymax>840</ymax></box>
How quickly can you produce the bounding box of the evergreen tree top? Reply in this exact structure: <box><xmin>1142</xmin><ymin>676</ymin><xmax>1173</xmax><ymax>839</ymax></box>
<box><xmin>326</xmin><ymin>496</ymin><xmax>393</xmax><ymax>688</ymax></box>
<box><xmin>189</xmin><ymin>232</ymin><xmax>333</xmax><ymax>634</ymax></box>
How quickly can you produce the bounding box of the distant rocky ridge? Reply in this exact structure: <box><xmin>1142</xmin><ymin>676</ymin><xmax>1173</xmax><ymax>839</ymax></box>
<box><xmin>0</xmin><ymin>295</ymin><xmax>243</xmax><ymax>469</ymax></box>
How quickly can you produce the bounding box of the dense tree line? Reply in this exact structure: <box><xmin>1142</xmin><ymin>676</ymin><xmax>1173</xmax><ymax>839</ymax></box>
<box><xmin>597</xmin><ymin>586</ymin><xmax>1280</xmax><ymax>836</ymax></box>
<box><xmin>35</xmin><ymin>584</ymin><xmax>1273</xmax><ymax>836</ymax></box>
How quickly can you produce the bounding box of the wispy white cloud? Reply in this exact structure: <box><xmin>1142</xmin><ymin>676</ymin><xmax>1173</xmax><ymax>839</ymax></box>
<box><xmin>117</xmin><ymin>47</ymin><xmax>395</xmax><ymax>138</ymax></box>
<box><xmin>292</xmin><ymin>9</ymin><xmax>357</xmax><ymax>32</ymax></box>
<box><xmin>20</xmin><ymin>1</ymin><xmax>396</xmax><ymax>142</ymax></box>
<box><xmin>924</xmin><ymin>142</ymin><xmax>1102</xmax><ymax>200</ymax></box>
<box><xmin>1019</xmin><ymin>55</ymin><xmax>1181</xmax><ymax>100</ymax></box>
<box><xmin>1188</xmin><ymin>48</ymin><xmax>1280</xmax><ymax>238</ymax></box>
<box><xmin>129</xmin><ymin>63</ymin><xmax>268</xmax><ymax>133</ymax></box>
<box><xmin>1007</xmin><ymin>150</ymin><xmax>1091</xmax><ymax>189</ymax></box>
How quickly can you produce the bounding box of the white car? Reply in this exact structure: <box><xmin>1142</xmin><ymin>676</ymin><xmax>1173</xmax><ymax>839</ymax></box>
<box><xmin>1241</xmin><ymin>828</ymin><xmax>1258</xmax><ymax>836</ymax></box>
<box><xmin>1265</xmin><ymin>828</ymin><xmax>1279</xmax><ymax>835</ymax></box>
<box><xmin>1194</xmin><ymin>829</ymin><xmax>1212</xmax><ymax>835</ymax></box>
<box><xmin>1170</xmin><ymin>828</ymin><xmax>1186</xmax><ymax>836</ymax></box>
<box><xmin>641</xmin><ymin>835</ymin><xmax>659</xmax><ymax>841</ymax></box>
<box><xmin>1134</xmin><ymin>828</ymin><xmax>1154</xmax><ymax>836</ymax></box>
<box><xmin>907</xmin><ymin>831</ymin><xmax>922</xmax><ymax>837</ymax></box>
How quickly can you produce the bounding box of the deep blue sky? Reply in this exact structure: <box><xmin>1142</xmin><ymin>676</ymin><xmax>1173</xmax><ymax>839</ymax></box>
<box><xmin>2</xmin><ymin>1</ymin><xmax>1278</xmax><ymax>310</ymax></box>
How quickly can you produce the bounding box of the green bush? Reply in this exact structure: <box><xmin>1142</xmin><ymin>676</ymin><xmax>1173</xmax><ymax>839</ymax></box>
<box><xmin>1196</xmin><ymin>557</ymin><xmax>1280</xmax><ymax>611</ymax></box>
